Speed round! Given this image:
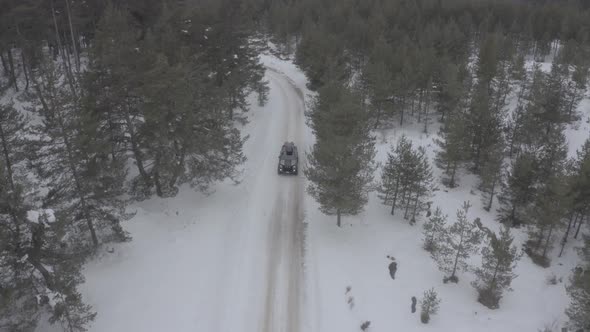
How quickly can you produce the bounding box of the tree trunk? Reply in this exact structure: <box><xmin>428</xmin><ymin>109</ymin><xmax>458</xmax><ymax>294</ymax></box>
<box><xmin>450</xmin><ymin>225</ymin><xmax>466</xmax><ymax>280</ymax></box>
<box><xmin>488</xmin><ymin>262</ymin><xmax>500</xmax><ymax>294</ymax></box>
<box><xmin>423</xmin><ymin>88</ymin><xmax>431</xmax><ymax>134</ymax></box>
<box><xmin>0</xmin><ymin>124</ymin><xmax>17</xmax><ymax>194</ymax></box>
<box><xmin>450</xmin><ymin>250</ymin><xmax>461</xmax><ymax>280</ymax></box>
<box><xmin>486</xmin><ymin>177</ymin><xmax>497</xmax><ymax>211</ymax></box>
<box><xmin>21</xmin><ymin>50</ymin><xmax>29</xmax><ymax>90</ymax></box>
<box><xmin>106</xmin><ymin>108</ymin><xmax>118</xmax><ymax>162</ymax></box>
<box><xmin>65</xmin><ymin>0</ymin><xmax>80</xmax><ymax>72</ymax></box>
<box><xmin>517</xmin><ymin>80</ymin><xmax>527</xmax><ymax>105</ymax></box>
<box><xmin>153</xmin><ymin>149</ymin><xmax>164</xmax><ymax>197</ymax></box>
<box><xmin>26</xmin><ymin>254</ymin><xmax>55</xmax><ymax>291</ymax></box>
<box><xmin>124</xmin><ymin>111</ymin><xmax>151</xmax><ymax>189</ymax></box>
<box><xmin>51</xmin><ymin>0</ymin><xmax>77</xmax><ymax>100</ymax></box>
<box><xmin>373</xmin><ymin>102</ymin><xmax>382</xmax><ymax>129</ymax></box>
<box><xmin>508</xmin><ymin>128</ymin><xmax>517</xmax><ymax>159</ymax></box>
<box><xmin>449</xmin><ymin>162</ymin><xmax>457</xmax><ymax>188</ymax></box>
<box><xmin>541</xmin><ymin>223</ymin><xmax>554</xmax><ymax>259</ymax></box>
<box><xmin>63</xmin><ymin>43</ymin><xmax>75</xmax><ymax>82</ymax></box>
<box><xmin>56</xmin><ymin>112</ymin><xmax>99</xmax><ymax>247</ymax></box>
<box><xmin>559</xmin><ymin>213</ymin><xmax>576</xmax><ymax>257</ymax></box>
<box><xmin>6</xmin><ymin>48</ymin><xmax>18</xmax><ymax>91</ymax></box>
<box><xmin>0</xmin><ymin>122</ymin><xmax>25</xmax><ymax>275</ymax></box>
<box><xmin>154</xmin><ymin>169</ymin><xmax>164</xmax><ymax>197</ymax></box>
<box><xmin>403</xmin><ymin>191</ymin><xmax>412</xmax><ymax>220</ymax></box>
<box><xmin>337</xmin><ymin>210</ymin><xmax>341</xmax><ymax>227</ymax></box>
<box><xmin>169</xmin><ymin>157</ymin><xmax>185</xmax><ymax>189</ymax></box>
<box><xmin>399</xmin><ymin>97</ymin><xmax>405</xmax><ymax>126</ymax></box>
<box><xmin>510</xmin><ymin>204</ymin><xmax>518</xmax><ymax>227</ymax></box>
<box><xmin>0</xmin><ymin>50</ymin><xmax>8</xmax><ymax>77</ymax></box>
<box><xmin>574</xmin><ymin>215</ymin><xmax>584</xmax><ymax>239</ymax></box>
<box><xmin>417</xmin><ymin>89</ymin><xmax>423</xmax><ymax>122</ymax></box>
<box><xmin>410</xmin><ymin>194</ymin><xmax>420</xmax><ymax>223</ymax></box>
<box><xmin>473</xmin><ymin>144</ymin><xmax>482</xmax><ymax>173</ymax></box>
<box><xmin>391</xmin><ymin>179</ymin><xmax>400</xmax><ymax>215</ymax></box>
<box><xmin>33</xmin><ymin>82</ymin><xmax>51</xmax><ymax>116</ymax></box>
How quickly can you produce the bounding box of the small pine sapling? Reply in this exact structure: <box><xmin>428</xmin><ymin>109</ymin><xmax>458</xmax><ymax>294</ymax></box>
<box><xmin>433</xmin><ymin>201</ymin><xmax>482</xmax><ymax>283</ymax></box>
<box><xmin>420</xmin><ymin>288</ymin><xmax>441</xmax><ymax>324</ymax></box>
<box><xmin>422</xmin><ymin>207</ymin><xmax>448</xmax><ymax>253</ymax></box>
<box><xmin>472</xmin><ymin>225</ymin><xmax>521</xmax><ymax>309</ymax></box>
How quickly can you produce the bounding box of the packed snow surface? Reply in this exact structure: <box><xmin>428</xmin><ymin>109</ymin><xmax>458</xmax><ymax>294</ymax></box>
<box><xmin>39</xmin><ymin>53</ymin><xmax>588</xmax><ymax>332</ymax></box>
<box><xmin>75</xmin><ymin>54</ymin><xmax>309</xmax><ymax>332</ymax></box>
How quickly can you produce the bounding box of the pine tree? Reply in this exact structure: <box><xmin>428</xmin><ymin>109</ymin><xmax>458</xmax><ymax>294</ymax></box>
<box><xmin>568</xmin><ymin>139</ymin><xmax>590</xmax><ymax>240</ymax></box>
<box><xmin>522</xmin><ymin>127</ymin><xmax>569</xmax><ymax>266</ymax></box>
<box><xmin>83</xmin><ymin>5</ymin><xmax>153</xmax><ymax>197</ymax></box>
<box><xmin>566</xmin><ymin>236</ymin><xmax>590</xmax><ymax>331</ymax></box>
<box><xmin>87</xmin><ymin>5</ymin><xmax>248</xmax><ymax>199</ymax></box>
<box><xmin>472</xmin><ymin>226</ymin><xmax>521</xmax><ymax>309</ymax></box>
<box><xmin>409</xmin><ymin>147</ymin><xmax>435</xmax><ymax>223</ymax></box>
<box><xmin>364</xmin><ymin>37</ymin><xmax>394</xmax><ymax>129</ymax></box>
<box><xmin>27</xmin><ymin>209</ymin><xmax>97</xmax><ymax>332</ymax></box>
<box><xmin>564</xmin><ymin>58</ymin><xmax>588</xmax><ymax>121</ymax></box>
<box><xmin>479</xmin><ymin>140</ymin><xmax>505</xmax><ymax>212</ymax></box>
<box><xmin>434</xmin><ymin>201</ymin><xmax>482</xmax><ymax>283</ymax></box>
<box><xmin>435</xmin><ymin>59</ymin><xmax>464</xmax><ymax>122</ymax></box>
<box><xmin>0</xmin><ymin>103</ymin><xmax>96</xmax><ymax>331</ymax></box>
<box><xmin>509</xmin><ymin>54</ymin><xmax>526</xmax><ymax>82</ymax></box>
<box><xmin>380</xmin><ymin>136</ymin><xmax>411</xmax><ymax>216</ymax></box>
<box><xmin>535</xmin><ymin>127</ymin><xmax>568</xmax><ymax>182</ymax></box>
<box><xmin>497</xmin><ymin>152</ymin><xmax>537</xmax><ymax>227</ymax></box>
<box><xmin>466</xmin><ymin>50</ymin><xmax>507</xmax><ymax>174</ymax></box>
<box><xmin>422</xmin><ymin>207</ymin><xmax>448</xmax><ymax>253</ymax></box>
<box><xmin>186</xmin><ymin>0</ymin><xmax>267</xmax><ymax>120</ymax></box>
<box><xmin>420</xmin><ymin>288</ymin><xmax>441</xmax><ymax>324</ymax></box>
<box><xmin>435</xmin><ymin>109</ymin><xmax>468</xmax><ymax>188</ymax></box>
<box><xmin>0</xmin><ymin>103</ymin><xmax>39</xmax><ymax>331</ymax></box>
<box><xmin>306</xmin><ymin>82</ymin><xmax>376</xmax><ymax>227</ymax></box>
<box><xmin>380</xmin><ymin>135</ymin><xmax>434</xmax><ymax>223</ymax></box>
<box><xmin>533</xmin><ymin>62</ymin><xmax>570</xmax><ymax>134</ymax></box>
<box><xmin>508</xmin><ymin>66</ymin><xmax>545</xmax><ymax>155</ymax></box>
<box><xmin>295</xmin><ymin>24</ymin><xmax>347</xmax><ymax>90</ymax></box>
<box><xmin>476</xmin><ymin>33</ymin><xmax>499</xmax><ymax>86</ymax></box>
<box><xmin>30</xmin><ymin>56</ymin><xmax>129</xmax><ymax>248</ymax></box>
<box><xmin>82</xmin><ymin>4</ymin><xmax>138</xmax><ymax>165</ymax></box>
<box><xmin>525</xmin><ymin>175</ymin><xmax>570</xmax><ymax>267</ymax></box>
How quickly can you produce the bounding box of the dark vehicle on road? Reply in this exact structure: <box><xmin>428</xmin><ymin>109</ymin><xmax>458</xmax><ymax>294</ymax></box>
<box><xmin>278</xmin><ymin>142</ymin><xmax>298</xmax><ymax>175</ymax></box>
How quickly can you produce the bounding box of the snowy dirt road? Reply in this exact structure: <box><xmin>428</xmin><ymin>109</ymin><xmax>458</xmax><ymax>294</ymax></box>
<box><xmin>71</xmin><ymin>64</ymin><xmax>308</xmax><ymax>332</ymax></box>
<box><xmin>199</xmin><ymin>68</ymin><xmax>307</xmax><ymax>332</ymax></box>
<box><xmin>260</xmin><ymin>69</ymin><xmax>306</xmax><ymax>332</ymax></box>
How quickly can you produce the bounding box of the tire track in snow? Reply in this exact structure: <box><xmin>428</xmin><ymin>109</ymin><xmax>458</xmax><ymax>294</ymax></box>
<box><xmin>212</xmin><ymin>68</ymin><xmax>287</xmax><ymax>332</ymax></box>
<box><xmin>260</xmin><ymin>70</ymin><xmax>305</xmax><ymax>332</ymax></box>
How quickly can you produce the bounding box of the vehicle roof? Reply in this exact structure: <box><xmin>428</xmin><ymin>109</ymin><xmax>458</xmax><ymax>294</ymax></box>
<box><xmin>280</xmin><ymin>142</ymin><xmax>298</xmax><ymax>160</ymax></box>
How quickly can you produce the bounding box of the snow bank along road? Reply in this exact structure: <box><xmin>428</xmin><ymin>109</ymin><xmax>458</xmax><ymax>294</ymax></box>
<box><xmin>74</xmin><ymin>65</ymin><xmax>306</xmax><ymax>332</ymax></box>
<box><xmin>259</xmin><ymin>68</ymin><xmax>306</xmax><ymax>332</ymax></box>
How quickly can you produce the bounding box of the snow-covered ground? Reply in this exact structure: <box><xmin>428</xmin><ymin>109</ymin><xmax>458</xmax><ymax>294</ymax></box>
<box><xmin>304</xmin><ymin>147</ymin><xmax>583</xmax><ymax>332</ymax></box>
<box><xmin>33</xmin><ymin>53</ymin><xmax>588</xmax><ymax>332</ymax></box>
<box><xmin>302</xmin><ymin>64</ymin><xmax>590</xmax><ymax>332</ymax></box>
<box><xmin>66</xmin><ymin>56</ymin><xmax>310</xmax><ymax>332</ymax></box>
